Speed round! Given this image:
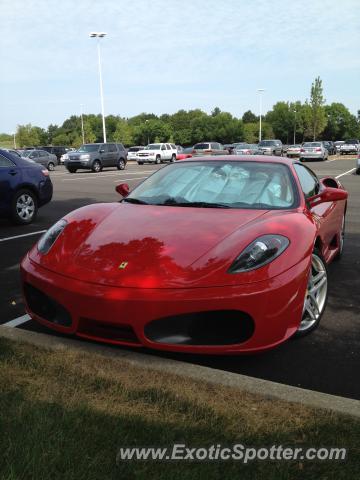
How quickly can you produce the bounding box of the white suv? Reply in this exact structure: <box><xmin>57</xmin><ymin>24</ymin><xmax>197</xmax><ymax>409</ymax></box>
<box><xmin>136</xmin><ymin>143</ymin><xmax>177</xmax><ymax>164</ymax></box>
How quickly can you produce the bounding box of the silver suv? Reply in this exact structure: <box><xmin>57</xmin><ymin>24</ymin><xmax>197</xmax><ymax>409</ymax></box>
<box><xmin>65</xmin><ymin>143</ymin><xmax>127</xmax><ymax>173</ymax></box>
<box><xmin>258</xmin><ymin>140</ymin><xmax>283</xmax><ymax>156</ymax></box>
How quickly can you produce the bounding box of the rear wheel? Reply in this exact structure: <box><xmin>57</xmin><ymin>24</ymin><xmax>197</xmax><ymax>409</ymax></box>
<box><xmin>295</xmin><ymin>250</ymin><xmax>328</xmax><ymax>337</ymax></box>
<box><xmin>137</xmin><ymin>161</ymin><xmax>144</xmax><ymax>165</ymax></box>
<box><xmin>334</xmin><ymin>215</ymin><xmax>345</xmax><ymax>261</ymax></box>
<box><xmin>12</xmin><ymin>189</ymin><xmax>38</xmax><ymax>225</ymax></box>
<box><xmin>92</xmin><ymin>160</ymin><xmax>102</xmax><ymax>173</ymax></box>
<box><xmin>170</xmin><ymin>154</ymin><xmax>176</xmax><ymax>162</ymax></box>
<box><xmin>47</xmin><ymin>162</ymin><xmax>55</xmax><ymax>171</ymax></box>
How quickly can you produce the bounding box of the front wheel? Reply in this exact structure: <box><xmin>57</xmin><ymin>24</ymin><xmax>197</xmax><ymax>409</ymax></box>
<box><xmin>47</xmin><ymin>162</ymin><xmax>55</xmax><ymax>171</ymax></box>
<box><xmin>12</xmin><ymin>189</ymin><xmax>38</xmax><ymax>225</ymax></box>
<box><xmin>67</xmin><ymin>168</ymin><xmax>77</xmax><ymax>173</ymax></box>
<box><xmin>117</xmin><ymin>158</ymin><xmax>126</xmax><ymax>170</ymax></box>
<box><xmin>137</xmin><ymin>161</ymin><xmax>144</xmax><ymax>165</ymax></box>
<box><xmin>92</xmin><ymin>160</ymin><xmax>102</xmax><ymax>173</ymax></box>
<box><xmin>295</xmin><ymin>250</ymin><xmax>328</xmax><ymax>337</ymax></box>
<box><xmin>155</xmin><ymin>155</ymin><xmax>161</xmax><ymax>164</ymax></box>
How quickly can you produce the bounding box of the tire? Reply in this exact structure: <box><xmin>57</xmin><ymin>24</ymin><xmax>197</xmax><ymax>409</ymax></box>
<box><xmin>137</xmin><ymin>162</ymin><xmax>144</xmax><ymax>165</ymax></box>
<box><xmin>11</xmin><ymin>189</ymin><xmax>38</xmax><ymax>225</ymax></box>
<box><xmin>117</xmin><ymin>158</ymin><xmax>126</xmax><ymax>170</ymax></box>
<box><xmin>92</xmin><ymin>160</ymin><xmax>102</xmax><ymax>173</ymax></box>
<box><xmin>170</xmin><ymin>154</ymin><xmax>176</xmax><ymax>163</ymax></box>
<box><xmin>67</xmin><ymin>168</ymin><xmax>77</xmax><ymax>173</ymax></box>
<box><xmin>356</xmin><ymin>168</ymin><xmax>360</xmax><ymax>175</ymax></box>
<box><xmin>294</xmin><ymin>249</ymin><xmax>328</xmax><ymax>338</ymax></box>
<box><xmin>47</xmin><ymin>162</ymin><xmax>55</xmax><ymax>171</ymax></box>
<box><xmin>334</xmin><ymin>214</ymin><xmax>345</xmax><ymax>261</ymax></box>
<box><xmin>155</xmin><ymin>155</ymin><xmax>161</xmax><ymax>164</ymax></box>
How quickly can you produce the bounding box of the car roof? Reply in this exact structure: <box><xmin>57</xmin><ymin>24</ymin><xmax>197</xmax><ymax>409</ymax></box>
<box><xmin>184</xmin><ymin>155</ymin><xmax>297</xmax><ymax>166</ymax></box>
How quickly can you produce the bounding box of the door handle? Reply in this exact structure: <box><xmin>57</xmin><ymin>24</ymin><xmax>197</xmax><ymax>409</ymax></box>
<box><xmin>9</xmin><ymin>169</ymin><xmax>18</xmax><ymax>176</ymax></box>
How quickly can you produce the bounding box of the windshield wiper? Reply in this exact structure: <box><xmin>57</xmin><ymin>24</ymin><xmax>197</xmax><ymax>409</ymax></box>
<box><xmin>122</xmin><ymin>197</ymin><xmax>149</xmax><ymax>205</ymax></box>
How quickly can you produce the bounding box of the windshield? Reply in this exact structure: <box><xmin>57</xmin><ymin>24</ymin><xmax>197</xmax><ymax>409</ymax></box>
<box><xmin>234</xmin><ymin>143</ymin><xmax>249</xmax><ymax>149</ymax></box>
<box><xmin>124</xmin><ymin>161</ymin><xmax>297</xmax><ymax>209</ymax></box>
<box><xmin>303</xmin><ymin>142</ymin><xmax>321</xmax><ymax>147</ymax></box>
<box><xmin>193</xmin><ymin>143</ymin><xmax>210</xmax><ymax>149</ymax></box>
<box><xmin>77</xmin><ymin>144</ymin><xmax>100</xmax><ymax>152</ymax></box>
<box><xmin>344</xmin><ymin>139</ymin><xmax>358</xmax><ymax>144</ymax></box>
<box><xmin>128</xmin><ymin>147</ymin><xmax>142</xmax><ymax>152</ymax></box>
<box><xmin>21</xmin><ymin>151</ymin><xmax>33</xmax><ymax>157</ymax></box>
<box><xmin>259</xmin><ymin>141</ymin><xmax>276</xmax><ymax>146</ymax></box>
<box><xmin>145</xmin><ymin>144</ymin><xmax>161</xmax><ymax>150</ymax></box>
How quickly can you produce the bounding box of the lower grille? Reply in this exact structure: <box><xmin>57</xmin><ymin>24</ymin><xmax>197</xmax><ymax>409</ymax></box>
<box><xmin>24</xmin><ymin>283</ymin><xmax>72</xmax><ymax>327</ymax></box>
<box><xmin>78</xmin><ymin>318</ymin><xmax>140</xmax><ymax>344</ymax></box>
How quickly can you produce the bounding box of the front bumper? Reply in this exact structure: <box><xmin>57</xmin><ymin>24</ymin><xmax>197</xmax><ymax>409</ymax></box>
<box><xmin>20</xmin><ymin>255</ymin><xmax>309</xmax><ymax>354</ymax></box>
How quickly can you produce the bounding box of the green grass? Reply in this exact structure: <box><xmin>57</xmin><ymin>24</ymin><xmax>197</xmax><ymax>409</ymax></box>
<box><xmin>0</xmin><ymin>337</ymin><xmax>359</xmax><ymax>479</ymax></box>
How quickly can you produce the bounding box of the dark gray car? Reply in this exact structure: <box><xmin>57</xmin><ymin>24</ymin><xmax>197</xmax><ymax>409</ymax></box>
<box><xmin>21</xmin><ymin>149</ymin><xmax>58</xmax><ymax>170</ymax></box>
<box><xmin>64</xmin><ymin>143</ymin><xmax>127</xmax><ymax>173</ymax></box>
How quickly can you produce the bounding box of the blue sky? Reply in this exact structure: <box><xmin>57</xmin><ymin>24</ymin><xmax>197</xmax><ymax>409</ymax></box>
<box><xmin>1</xmin><ymin>0</ymin><xmax>359</xmax><ymax>133</ymax></box>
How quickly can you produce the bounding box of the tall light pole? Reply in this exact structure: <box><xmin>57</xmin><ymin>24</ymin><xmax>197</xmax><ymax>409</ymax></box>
<box><xmin>293</xmin><ymin>110</ymin><xmax>297</xmax><ymax>145</ymax></box>
<box><xmin>13</xmin><ymin>132</ymin><xmax>16</xmax><ymax>149</ymax></box>
<box><xmin>89</xmin><ymin>32</ymin><xmax>107</xmax><ymax>143</ymax></box>
<box><xmin>257</xmin><ymin>89</ymin><xmax>265</xmax><ymax>142</ymax></box>
<box><xmin>145</xmin><ymin>119</ymin><xmax>150</xmax><ymax>145</ymax></box>
<box><xmin>80</xmin><ymin>104</ymin><xmax>85</xmax><ymax>144</ymax></box>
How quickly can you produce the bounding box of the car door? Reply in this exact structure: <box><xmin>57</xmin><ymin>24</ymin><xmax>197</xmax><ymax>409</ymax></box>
<box><xmin>0</xmin><ymin>154</ymin><xmax>18</xmax><ymax>215</ymax></box>
<box><xmin>108</xmin><ymin>143</ymin><xmax>118</xmax><ymax>166</ymax></box>
<box><xmin>160</xmin><ymin>144</ymin><xmax>167</xmax><ymax>161</ymax></box>
<box><xmin>294</xmin><ymin>163</ymin><xmax>342</xmax><ymax>258</ymax></box>
<box><xmin>100</xmin><ymin>144</ymin><xmax>111</xmax><ymax>166</ymax></box>
<box><xmin>29</xmin><ymin>151</ymin><xmax>41</xmax><ymax>165</ymax></box>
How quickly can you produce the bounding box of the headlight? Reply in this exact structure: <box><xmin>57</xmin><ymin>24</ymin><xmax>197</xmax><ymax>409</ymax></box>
<box><xmin>228</xmin><ymin>234</ymin><xmax>289</xmax><ymax>273</ymax></box>
<box><xmin>37</xmin><ymin>219</ymin><xmax>67</xmax><ymax>255</ymax></box>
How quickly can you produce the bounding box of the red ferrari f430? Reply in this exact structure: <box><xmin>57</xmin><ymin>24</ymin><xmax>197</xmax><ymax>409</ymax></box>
<box><xmin>21</xmin><ymin>156</ymin><xmax>348</xmax><ymax>354</ymax></box>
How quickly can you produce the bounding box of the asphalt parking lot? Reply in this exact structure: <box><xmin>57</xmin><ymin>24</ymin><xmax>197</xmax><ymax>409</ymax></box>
<box><xmin>1</xmin><ymin>158</ymin><xmax>359</xmax><ymax>400</ymax></box>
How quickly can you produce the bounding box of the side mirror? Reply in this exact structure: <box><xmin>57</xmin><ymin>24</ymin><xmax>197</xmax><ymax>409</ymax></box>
<box><xmin>308</xmin><ymin>187</ymin><xmax>348</xmax><ymax>208</ymax></box>
<box><xmin>115</xmin><ymin>183</ymin><xmax>130</xmax><ymax>197</ymax></box>
<box><xmin>99</xmin><ymin>149</ymin><xmax>105</xmax><ymax>153</ymax></box>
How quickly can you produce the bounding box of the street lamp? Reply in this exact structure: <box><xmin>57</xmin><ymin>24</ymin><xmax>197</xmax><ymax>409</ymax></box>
<box><xmin>80</xmin><ymin>104</ymin><xmax>85</xmax><ymax>144</ymax></box>
<box><xmin>89</xmin><ymin>32</ymin><xmax>107</xmax><ymax>143</ymax></box>
<box><xmin>293</xmin><ymin>110</ymin><xmax>297</xmax><ymax>145</ymax></box>
<box><xmin>257</xmin><ymin>89</ymin><xmax>265</xmax><ymax>142</ymax></box>
<box><xmin>13</xmin><ymin>132</ymin><xmax>16</xmax><ymax>149</ymax></box>
<box><xmin>145</xmin><ymin>119</ymin><xmax>150</xmax><ymax>145</ymax></box>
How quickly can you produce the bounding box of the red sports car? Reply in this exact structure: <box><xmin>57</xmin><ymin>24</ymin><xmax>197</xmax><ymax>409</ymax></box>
<box><xmin>21</xmin><ymin>156</ymin><xmax>348</xmax><ymax>354</ymax></box>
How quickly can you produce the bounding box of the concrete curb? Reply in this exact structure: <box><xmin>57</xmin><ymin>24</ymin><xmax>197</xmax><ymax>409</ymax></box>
<box><xmin>1</xmin><ymin>325</ymin><xmax>359</xmax><ymax>418</ymax></box>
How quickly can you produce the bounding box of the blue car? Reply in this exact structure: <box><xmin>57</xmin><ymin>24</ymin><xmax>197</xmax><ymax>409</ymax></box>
<box><xmin>0</xmin><ymin>149</ymin><xmax>53</xmax><ymax>224</ymax></box>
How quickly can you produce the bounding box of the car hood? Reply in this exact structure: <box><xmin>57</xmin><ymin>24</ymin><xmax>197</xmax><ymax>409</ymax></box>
<box><xmin>30</xmin><ymin>203</ymin><xmax>279</xmax><ymax>288</ymax></box>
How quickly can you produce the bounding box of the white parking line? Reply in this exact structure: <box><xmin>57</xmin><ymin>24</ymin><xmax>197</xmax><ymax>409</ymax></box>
<box><xmin>336</xmin><ymin>168</ymin><xmax>356</xmax><ymax>179</ymax></box>
<box><xmin>3</xmin><ymin>314</ymin><xmax>31</xmax><ymax>328</ymax></box>
<box><xmin>0</xmin><ymin>230</ymin><xmax>46</xmax><ymax>243</ymax></box>
<box><xmin>113</xmin><ymin>176</ymin><xmax>148</xmax><ymax>183</ymax></box>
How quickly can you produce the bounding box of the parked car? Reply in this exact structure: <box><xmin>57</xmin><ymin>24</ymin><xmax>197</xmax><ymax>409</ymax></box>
<box><xmin>340</xmin><ymin>139</ymin><xmax>360</xmax><ymax>155</ymax></box>
<box><xmin>136</xmin><ymin>143</ymin><xmax>177</xmax><ymax>164</ymax></box>
<box><xmin>258</xmin><ymin>140</ymin><xmax>283</xmax><ymax>156</ymax></box>
<box><xmin>192</xmin><ymin>142</ymin><xmax>229</xmax><ymax>156</ymax></box>
<box><xmin>64</xmin><ymin>143</ymin><xmax>127</xmax><ymax>173</ymax></box>
<box><xmin>20</xmin><ymin>156</ymin><xmax>347</xmax><ymax>352</ymax></box>
<box><xmin>322</xmin><ymin>141</ymin><xmax>336</xmax><ymax>155</ymax></box>
<box><xmin>334</xmin><ymin>141</ymin><xmax>345</xmax><ymax>153</ymax></box>
<box><xmin>224</xmin><ymin>144</ymin><xmax>235</xmax><ymax>154</ymax></box>
<box><xmin>233</xmin><ymin>143</ymin><xmax>259</xmax><ymax>155</ymax></box>
<box><xmin>0</xmin><ymin>148</ymin><xmax>53</xmax><ymax>224</ymax></box>
<box><xmin>21</xmin><ymin>149</ymin><xmax>58</xmax><ymax>170</ymax></box>
<box><xmin>300</xmin><ymin>142</ymin><xmax>328</xmax><ymax>162</ymax></box>
<box><xmin>286</xmin><ymin>145</ymin><xmax>302</xmax><ymax>158</ymax></box>
<box><xmin>356</xmin><ymin>153</ymin><xmax>360</xmax><ymax>174</ymax></box>
<box><xmin>127</xmin><ymin>146</ymin><xmax>145</xmax><ymax>161</ymax></box>
<box><xmin>38</xmin><ymin>146</ymin><xmax>72</xmax><ymax>164</ymax></box>
<box><xmin>2</xmin><ymin>148</ymin><xmax>22</xmax><ymax>158</ymax></box>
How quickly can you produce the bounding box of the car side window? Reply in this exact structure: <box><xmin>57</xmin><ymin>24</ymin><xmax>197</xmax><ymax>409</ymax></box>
<box><xmin>30</xmin><ymin>152</ymin><xmax>39</xmax><ymax>158</ymax></box>
<box><xmin>165</xmin><ymin>144</ymin><xmax>171</xmax><ymax>150</ymax></box>
<box><xmin>211</xmin><ymin>143</ymin><xmax>219</xmax><ymax>150</ymax></box>
<box><xmin>294</xmin><ymin>164</ymin><xmax>320</xmax><ymax>197</ymax></box>
<box><xmin>0</xmin><ymin>154</ymin><xmax>15</xmax><ymax>167</ymax></box>
<box><xmin>161</xmin><ymin>145</ymin><xmax>166</xmax><ymax>150</ymax></box>
<box><xmin>108</xmin><ymin>144</ymin><xmax>117</xmax><ymax>152</ymax></box>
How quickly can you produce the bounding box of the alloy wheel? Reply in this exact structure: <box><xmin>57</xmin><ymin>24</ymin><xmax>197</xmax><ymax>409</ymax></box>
<box><xmin>299</xmin><ymin>253</ymin><xmax>328</xmax><ymax>333</ymax></box>
<box><xmin>16</xmin><ymin>194</ymin><xmax>35</xmax><ymax>221</ymax></box>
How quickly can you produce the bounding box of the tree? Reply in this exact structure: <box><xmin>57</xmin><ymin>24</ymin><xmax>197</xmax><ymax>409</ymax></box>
<box><xmin>16</xmin><ymin>124</ymin><xmax>41</xmax><ymax>147</ymax></box>
<box><xmin>242</xmin><ymin>110</ymin><xmax>258</xmax><ymax>124</ymax></box>
<box><xmin>305</xmin><ymin>77</ymin><xmax>327</xmax><ymax>140</ymax></box>
<box><xmin>113</xmin><ymin>119</ymin><xmax>133</xmax><ymax>146</ymax></box>
<box><xmin>323</xmin><ymin>103</ymin><xmax>359</xmax><ymax>140</ymax></box>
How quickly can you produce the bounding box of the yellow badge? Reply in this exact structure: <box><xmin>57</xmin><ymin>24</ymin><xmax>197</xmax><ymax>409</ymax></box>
<box><xmin>118</xmin><ymin>261</ymin><xmax>128</xmax><ymax>270</ymax></box>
